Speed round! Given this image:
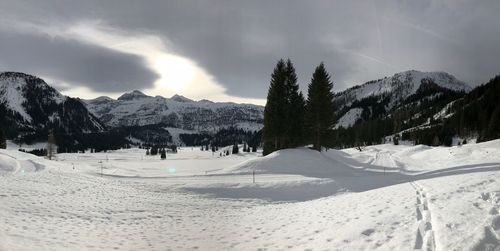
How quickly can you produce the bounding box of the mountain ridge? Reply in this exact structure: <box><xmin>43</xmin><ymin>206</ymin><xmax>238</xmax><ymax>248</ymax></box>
<box><xmin>0</xmin><ymin>72</ymin><xmax>105</xmax><ymax>142</ymax></box>
<box><xmin>333</xmin><ymin>70</ymin><xmax>471</xmax><ymax>128</ymax></box>
<box><xmin>83</xmin><ymin>90</ymin><xmax>264</xmax><ymax>132</ymax></box>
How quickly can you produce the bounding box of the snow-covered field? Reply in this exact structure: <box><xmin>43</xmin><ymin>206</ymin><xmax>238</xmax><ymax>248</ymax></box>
<box><xmin>1</xmin><ymin>141</ymin><xmax>500</xmax><ymax>250</ymax></box>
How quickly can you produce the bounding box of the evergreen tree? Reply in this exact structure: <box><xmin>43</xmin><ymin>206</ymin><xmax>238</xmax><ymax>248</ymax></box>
<box><xmin>0</xmin><ymin>127</ymin><xmax>6</xmax><ymax>149</ymax></box>
<box><xmin>262</xmin><ymin>59</ymin><xmax>306</xmax><ymax>155</ymax></box>
<box><xmin>306</xmin><ymin>63</ymin><xmax>335</xmax><ymax>151</ymax></box>
<box><xmin>151</xmin><ymin>146</ymin><xmax>158</xmax><ymax>155</ymax></box>
<box><xmin>262</xmin><ymin>59</ymin><xmax>288</xmax><ymax>155</ymax></box>
<box><xmin>232</xmin><ymin>143</ymin><xmax>239</xmax><ymax>154</ymax></box>
<box><xmin>252</xmin><ymin>145</ymin><xmax>257</xmax><ymax>152</ymax></box>
<box><xmin>284</xmin><ymin>59</ymin><xmax>306</xmax><ymax>148</ymax></box>
<box><xmin>393</xmin><ymin>135</ymin><xmax>400</xmax><ymax>145</ymax></box>
<box><xmin>160</xmin><ymin>148</ymin><xmax>166</xmax><ymax>160</ymax></box>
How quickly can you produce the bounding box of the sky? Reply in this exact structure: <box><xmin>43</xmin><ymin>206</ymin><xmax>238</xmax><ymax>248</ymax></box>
<box><xmin>0</xmin><ymin>0</ymin><xmax>499</xmax><ymax>105</ymax></box>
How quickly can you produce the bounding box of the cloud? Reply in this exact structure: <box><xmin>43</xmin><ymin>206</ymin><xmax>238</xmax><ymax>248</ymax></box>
<box><xmin>0</xmin><ymin>0</ymin><xmax>499</xmax><ymax>104</ymax></box>
<box><xmin>0</xmin><ymin>24</ymin><xmax>159</xmax><ymax>93</ymax></box>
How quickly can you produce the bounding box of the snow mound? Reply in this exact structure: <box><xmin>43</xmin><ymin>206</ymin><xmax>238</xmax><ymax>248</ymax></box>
<box><xmin>0</xmin><ymin>150</ymin><xmax>45</xmax><ymax>175</ymax></box>
<box><xmin>227</xmin><ymin>148</ymin><xmax>354</xmax><ymax>177</ymax></box>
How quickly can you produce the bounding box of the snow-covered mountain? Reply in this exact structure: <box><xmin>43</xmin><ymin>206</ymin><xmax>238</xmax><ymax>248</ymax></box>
<box><xmin>333</xmin><ymin>70</ymin><xmax>471</xmax><ymax>128</ymax></box>
<box><xmin>84</xmin><ymin>91</ymin><xmax>264</xmax><ymax>132</ymax></box>
<box><xmin>0</xmin><ymin>70</ymin><xmax>476</xmax><ymax>148</ymax></box>
<box><xmin>0</xmin><ymin>72</ymin><xmax>104</xmax><ymax>139</ymax></box>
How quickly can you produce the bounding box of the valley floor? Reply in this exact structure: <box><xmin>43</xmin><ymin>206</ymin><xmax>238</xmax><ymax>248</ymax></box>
<box><xmin>1</xmin><ymin>141</ymin><xmax>500</xmax><ymax>250</ymax></box>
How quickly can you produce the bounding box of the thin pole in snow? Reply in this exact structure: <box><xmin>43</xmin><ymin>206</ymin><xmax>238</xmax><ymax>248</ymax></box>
<box><xmin>253</xmin><ymin>170</ymin><xmax>255</xmax><ymax>183</ymax></box>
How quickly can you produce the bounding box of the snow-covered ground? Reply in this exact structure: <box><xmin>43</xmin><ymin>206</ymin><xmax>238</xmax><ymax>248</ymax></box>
<box><xmin>1</xmin><ymin>141</ymin><xmax>500</xmax><ymax>250</ymax></box>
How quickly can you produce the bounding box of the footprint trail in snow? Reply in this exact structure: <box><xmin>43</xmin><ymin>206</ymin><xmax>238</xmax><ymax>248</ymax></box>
<box><xmin>411</xmin><ymin>182</ymin><xmax>436</xmax><ymax>251</ymax></box>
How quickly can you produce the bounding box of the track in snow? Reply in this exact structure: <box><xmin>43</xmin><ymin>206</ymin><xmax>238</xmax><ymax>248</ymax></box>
<box><xmin>410</xmin><ymin>181</ymin><xmax>436</xmax><ymax>251</ymax></box>
<box><xmin>476</xmin><ymin>191</ymin><xmax>500</xmax><ymax>250</ymax></box>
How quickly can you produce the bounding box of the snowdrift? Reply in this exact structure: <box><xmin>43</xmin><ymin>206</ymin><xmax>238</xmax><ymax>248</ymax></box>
<box><xmin>226</xmin><ymin>148</ymin><xmax>356</xmax><ymax>177</ymax></box>
<box><xmin>0</xmin><ymin>149</ymin><xmax>46</xmax><ymax>175</ymax></box>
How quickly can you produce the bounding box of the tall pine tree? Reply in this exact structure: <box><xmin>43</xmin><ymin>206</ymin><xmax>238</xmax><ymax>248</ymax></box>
<box><xmin>306</xmin><ymin>63</ymin><xmax>335</xmax><ymax>151</ymax></box>
<box><xmin>263</xmin><ymin>59</ymin><xmax>288</xmax><ymax>155</ymax></box>
<box><xmin>284</xmin><ymin>59</ymin><xmax>306</xmax><ymax>148</ymax></box>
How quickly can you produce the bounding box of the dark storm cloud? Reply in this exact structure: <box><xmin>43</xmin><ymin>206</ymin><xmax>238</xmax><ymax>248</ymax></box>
<box><xmin>0</xmin><ymin>30</ymin><xmax>158</xmax><ymax>93</ymax></box>
<box><xmin>0</xmin><ymin>0</ymin><xmax>499</xmax><ymax>99</ymax></box>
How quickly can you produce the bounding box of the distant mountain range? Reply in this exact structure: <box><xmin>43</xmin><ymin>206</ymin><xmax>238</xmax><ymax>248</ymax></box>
<box><xmin>0</xmin><ymin>71</ymin><xmax>264</xmax><ymax>149</ymax></box>
<box><xmin>84</xmin><ymin>90</ymin><xmax>264</xmax><ymax>132</ymax></box>
<box><xmin>2</xmin><ymin>69</ymin><xmax>498</xmax><ymax>150</ymax></box>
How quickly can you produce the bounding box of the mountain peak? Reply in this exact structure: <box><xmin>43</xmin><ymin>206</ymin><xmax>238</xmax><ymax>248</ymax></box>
<box><xmin>117</xmin><ymin>90</ymin><xmax>150</xmax><ymax>101</ymax></box>
<box><xmin>342</xmin><ymin>70</ymin><xmax>471</xmax><ymax>100</ymax></box>
<box><xmin>170</xmin><ymin>94</ymin><xmax>193</xmax><ymax>103</ymax></box>
<box><xmin>395</xmin><ymin>70</ymin><xmax>472</xmax><ymax>92</ymax></box>
<box><xmin>0</xmin><ymin>71</ymin><xmax>39</xmax><ymax>80</ymax></box>
<box><xmin>0</xmin><ymin>72</ymin><xmax>105</xmax><ymax>137</ymax></box>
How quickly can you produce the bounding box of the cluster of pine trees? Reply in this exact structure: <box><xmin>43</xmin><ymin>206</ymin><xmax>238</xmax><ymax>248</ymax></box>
<box><xmin>327</xmin><ymin>80</ymin><xmax>468</xmax><ymax>148</ymax></box>
<box><xmin>386</xmin><ymin>75</ymin><xmax>500</xmax><ymax>147</ymax></box>
<box><xmin>439</xmin><ymin>75</ymin><xmax>500</xmax><ymax>143</ymax></box>
<box><xmin>262</xmin><ymin>59</ymin><xmax>334</xmax><ymax>155</ymax></box>
<box><xmin>180</xmin><ymin>127</ymin><xmax>260</xmax><ymax>150</ymax></box>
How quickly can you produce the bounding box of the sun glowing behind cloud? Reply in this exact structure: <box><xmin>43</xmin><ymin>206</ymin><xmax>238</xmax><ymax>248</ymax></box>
<box><xmin>154</xmin><ymin>55</ymin><xmax>194</xmax><ymax>92</ymax></box>
<box><xmin>3</xmin><ymin>19</ymin><xmax>265</xmax><ymax>105</ymax></box>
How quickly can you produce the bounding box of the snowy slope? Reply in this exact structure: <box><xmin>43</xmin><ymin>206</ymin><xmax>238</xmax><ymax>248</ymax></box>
<box><xmin>84</xmin><ymin>91</ymin><xmax>264</xmax><ymax>132</ymax></box>
<box><xmin>333</xmin><ymin>70</ymin><xmax>471</xmax><ymax>129</ymax></box>
<box><xmin>334</xmin><ymin>107</ymin><xmax>363</xmax><ymax>128</ymax></box>
<box><xmin>0</xmin><ymin>72</ymin><xmax>66</xmax><ymax>124</ymax></box>
<box><xmin>0</xmin><ymin>72</ymin><xmax>105</xmax><ymax>136</ymax></box>
<box><xmin>1</xmin><ymin>140</ymin><xmax>500</xmax><ymax>250</ymax></box>
<box><xmin>335</xmin><ymin>70</ymin><xmax>471</xmax><ymax>108</ymax></box>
